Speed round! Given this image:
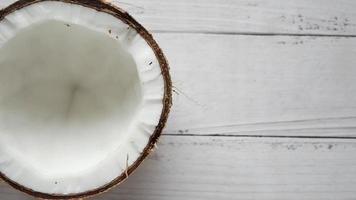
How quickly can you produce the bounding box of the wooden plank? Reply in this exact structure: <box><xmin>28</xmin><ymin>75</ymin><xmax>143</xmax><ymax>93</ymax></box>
<box><xmin>118</xmin><ymin>0</ymin><xmax>356</xmax><ymax>36</ymax></box>
<box><xmin>2</xmin><ymin>135</ymin><xmax>356</xmax><ymax>200</ymax></box>
<box><xmin>2</xmin><ymin>0</ymin><xmax>356</xmax><ymax>35</ymax></box>
<box><xmin>155</xmin><ymin>33</ymin><xmax>356</xmax><ymax>137</ymax></box>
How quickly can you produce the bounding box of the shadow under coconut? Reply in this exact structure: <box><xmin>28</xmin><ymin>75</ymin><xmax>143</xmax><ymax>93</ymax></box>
<box><xmin>0</xmin><ymin>20</ymin><xmax>143</xmax><ymax>174</ymax></box>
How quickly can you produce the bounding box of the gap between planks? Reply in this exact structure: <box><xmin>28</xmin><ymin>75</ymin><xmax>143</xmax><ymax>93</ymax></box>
<box><xmin>164</xmin><ymin>133</ymin><xmax>356</xmax><ymax>140</ymax></box>
<box><xmin>153</xmin><ymin>30</ymin><xmax>356</xmax><ymax>38</ymax></box>
<box><xmin>164</xmin><ymin>116</ymin><xmax>356</xmax><ymax>139</ymax></box>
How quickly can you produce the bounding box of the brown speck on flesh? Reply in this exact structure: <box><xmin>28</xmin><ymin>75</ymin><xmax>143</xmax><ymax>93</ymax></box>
<box><xmin>116</xmin><ymin>35</ymin><xmax>119</xmax><ymax>39</ymax></box>
<box><xmin>55</xmin><ymin>182</ymin><xmax>58</xmax><ymax>185</ymax></box>
<box><xmin>108</xmin><ymin>29</ymin><xmax>112</xmax><ymax>34</ymax></box>
<box><xmin>178</xmin><ymin>130</ymin><xmax>184</xmax><ymax>134</ymax></box>
<box><xmin>65</xmin><ymin>24</ymin><xmax>70</xmax><ymax>27</ymax></box>
<box><xmin>173</xmin><ymin>89</ymin><xmax>179</xmax><ymax>95</ymax></box>
<box><xmin>149</xmin><ymin>61</ymin><xmax>153</xmax><ymax>65</ymax></box>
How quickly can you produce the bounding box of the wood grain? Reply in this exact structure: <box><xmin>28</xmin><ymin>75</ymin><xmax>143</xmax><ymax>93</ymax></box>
<box><xmin>156</xmin><ymin>33</ymin><xmax>356</xmax><ymax>137</ymax></box>
<box><xmin>3</xmin><ymin>0</ymin><xmax>356</xmax><ymax>35</ymax></box>
<box><xmin>117</xmin><ymin>0</ymin><xmax>356</xmax><ymax>36</ymax></box>
<box><xmin>2</xmin><ymin>135</ymin><xmax>356</xmax><ymax>200</ymax></box>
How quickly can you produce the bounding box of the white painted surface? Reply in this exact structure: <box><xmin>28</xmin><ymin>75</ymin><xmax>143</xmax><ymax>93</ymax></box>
<box><xmin>1</xmin><ymin>0</ymin><xmax>356</xmax><ymax>199</ymax></box>
<box><xmin>159</xmin><ymin>34</ymin><xmax>356</xmax><ymax>137</ymax></box>
<box><xmin>115</xmin><ymin>0</ymin><xmax>356</xmax><ymax>36</ymax></box>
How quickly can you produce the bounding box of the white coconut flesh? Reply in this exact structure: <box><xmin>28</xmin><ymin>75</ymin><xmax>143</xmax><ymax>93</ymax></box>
<box><xmin>0</xmin><ymin>1</ymin><xmax>165</xmax><ymax>195</ymax></box>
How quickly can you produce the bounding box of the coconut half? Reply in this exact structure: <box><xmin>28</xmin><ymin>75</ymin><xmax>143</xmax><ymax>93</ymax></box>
<box><xmin>0</xmin><ymin>0</ymin><xmax>171</xmax><ymax>198</ymax></box>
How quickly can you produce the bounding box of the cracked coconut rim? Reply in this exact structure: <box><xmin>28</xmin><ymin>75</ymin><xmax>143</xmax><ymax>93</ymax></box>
<box><xmin>0</xmin><ymin>0</ymin><xmax>171</xmax><ymax>199</ymax></box>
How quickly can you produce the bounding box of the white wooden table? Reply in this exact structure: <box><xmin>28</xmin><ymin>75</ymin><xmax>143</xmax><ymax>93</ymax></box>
<box><xmin>2</xmin><ymin>0</ymin><xmax>356</xmax><ymax>199</ymax></box>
